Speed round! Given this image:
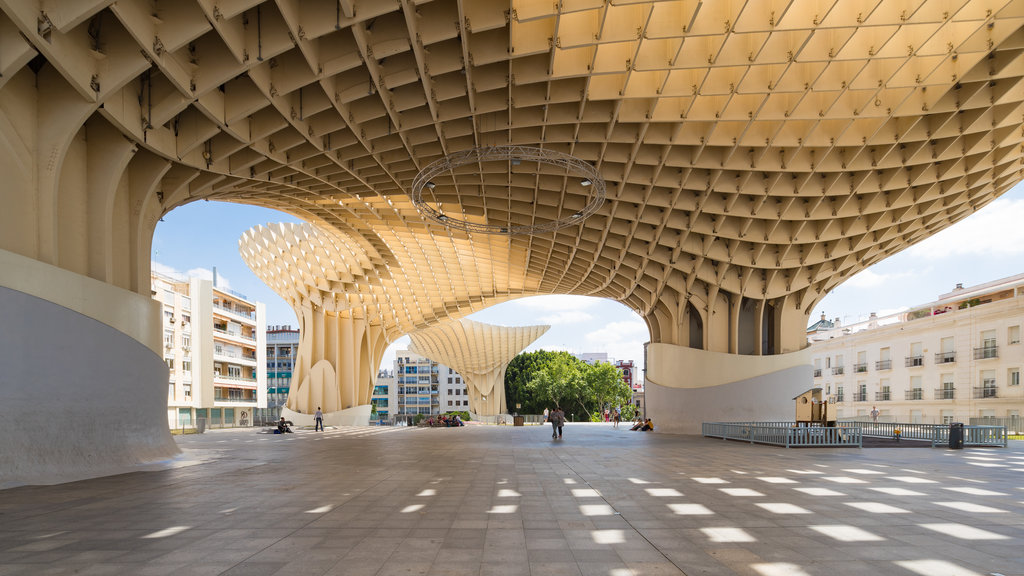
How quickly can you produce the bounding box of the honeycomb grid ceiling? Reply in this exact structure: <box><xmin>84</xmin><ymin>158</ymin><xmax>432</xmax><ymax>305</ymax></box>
<box><xmin>6</xmin><ymin>0</ymin><xmax>1024</xmax><ymax>331</ymax></box>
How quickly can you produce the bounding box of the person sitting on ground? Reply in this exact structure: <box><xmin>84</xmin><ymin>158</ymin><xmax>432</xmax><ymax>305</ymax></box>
<box><xmin>640</xmin><ymin>418</ymin><xmax>654</xmax><ymax>432</ymax></box>
<box><xmin>630</xmin><ymin>419</ymin><xmax>644</xmax><ymax>431</ymax></box>
<box><xmin>454</xmin><ymin>414</ymin><xmax>464</xmax><ymax>426</ymax></box>
<box><xmin>277</xmin><ymin>417</ymin><xmax>294</xmax><ymax>433</ymax></box>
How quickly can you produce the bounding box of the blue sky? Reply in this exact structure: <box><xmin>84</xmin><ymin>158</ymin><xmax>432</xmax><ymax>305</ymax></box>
<box><xmin>152</xmin><ymin>182</ymin><xmax>1024</xmax><ymax>378</ymax></box>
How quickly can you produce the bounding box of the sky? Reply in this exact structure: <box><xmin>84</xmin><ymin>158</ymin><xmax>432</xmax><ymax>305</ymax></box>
<box><xmin>152</xmin><ymin>181</ymin><xmax>1024</xmax><ymax>379</ymax></box>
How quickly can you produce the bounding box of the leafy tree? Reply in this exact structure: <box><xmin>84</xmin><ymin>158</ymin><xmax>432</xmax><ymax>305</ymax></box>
<box><xmin>505</xmin><ymin>350</ymin><xmax>577</xmax><ymax>413</ymax></box>
<box><xmin>583</xmin><ymin>361</ymin><xmax>632</xmax><ymax>417</ymax></box>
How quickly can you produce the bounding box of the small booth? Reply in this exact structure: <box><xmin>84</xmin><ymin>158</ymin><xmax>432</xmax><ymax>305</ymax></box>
<box><xmin>794</xmin><ymin>388</ymin><xmax>836</xmax><ymax>426</ymax></box>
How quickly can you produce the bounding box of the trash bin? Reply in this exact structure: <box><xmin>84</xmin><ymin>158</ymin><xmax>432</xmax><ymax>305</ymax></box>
<box><xmin>948</xmin><ymin>422</ymin><xmax>963</xmax><ymax>449</ymax></box>
<box><xmin>513</xmin><ymin>415</ymin><xmax>525</xmax><ymax>427</ymax></box>
<box><xmin>196</xmin><ymin>418</ymin><xmax>207</xmax><ymax>434</ymax></box>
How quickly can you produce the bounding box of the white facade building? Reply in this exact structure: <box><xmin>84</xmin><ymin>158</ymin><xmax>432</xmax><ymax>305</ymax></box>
<box><xmin>371</xmin><ymin>350</ymin><xmax>469</xmax><ymax>421</ymax></box>
<box><xmin>808</xmin><ymin>273</ymin><xmax>1024</xmax><ymax>425</ymax></box>
<box><xmin>152</xmin><ymin>272</ymin><xmax>267</xmax><ymax>428</ymax></box>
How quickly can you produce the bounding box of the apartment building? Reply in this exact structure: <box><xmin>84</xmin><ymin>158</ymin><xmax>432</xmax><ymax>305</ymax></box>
<box><xmin>808</xmin><ymin>273</ymin><xmax>1024</xmax><ymax>424</ymax></box>
<box><xmin>266</xmin><ymin>325</ymin><xmax>299</xmax><ymax>408</ymax></box>
<box><xmin>152</xmin><ymin>271</ymin><xmax>267</xmax><ymax>428</ymax></box>
<box><xmin>371</xmin><ymin>350</ymin><xmax>468</xmax><ymax>421</ymax></box>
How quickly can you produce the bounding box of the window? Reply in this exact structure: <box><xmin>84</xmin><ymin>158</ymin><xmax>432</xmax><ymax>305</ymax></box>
<box><xmin>448</xmin><ymin>401</ymin><xmax>453</xmax><ymax>406</ymax></box>
<box><xmin>165</xmin><ymin>358</ymin><xmax>174</xmax><ymax>370</ymax></box>
<box><xmin>183</xmin><ymin>360</ymin><xmax>192</xmax><ymax>372</ymax></box>
<box><xmin>183</xmin><ymin>384</ymin><xmax>191</xmax><ymax>397</ymax></box>
<box><xmin>227</xmin><ymin>365</ymin><xmax>242</xmax><ymax>378</ymax></box>
<box><xmin>182</xmin><ymin>335</ymin><xmax>191</xmax><ymax>348</ymax></box>
<box><xmin>1010</xmin><ymin>368</ymin><xmax>1020</xmax><ymax>387</ymax></box>
<box><xmin>1010</xmin><ymin>325</ymin><xmax>1021</xmax><ymax>345</ymax></box>
<box><xmin>448</xmin><ymin>377</ymin><xmax>453</xmax><ymax>384</ymax></box>
<box><xmin>455</xmin><ymin>377</ymin><xmax>461</xmax><ymax>383</ymax></box>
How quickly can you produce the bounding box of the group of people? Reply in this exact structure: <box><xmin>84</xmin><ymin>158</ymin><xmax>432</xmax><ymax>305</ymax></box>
<box><xmin>630</xmin><ymin>416</ymin><xmax>654</xmax><ymax>431</ymax></box>
<box><xmin>603</xmin><ymin>407</ymin><xmax>623</xmax><ymax>428</ymax></box>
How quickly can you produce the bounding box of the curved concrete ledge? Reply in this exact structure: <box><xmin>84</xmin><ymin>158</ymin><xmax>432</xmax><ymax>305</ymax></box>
<box><xmin>646</xmin><ymin>344</ymin><xmax>814</xmax><ymax>434</ymax></box>
<box><xmin>0</xmin><ymin>284</ymin><xmax>180</xmax><ymax>487</ymax></box>
<box><xmin>282</xmin><ymin>404</ymin><xmax>371</xmax><ymax>427</ymax></box>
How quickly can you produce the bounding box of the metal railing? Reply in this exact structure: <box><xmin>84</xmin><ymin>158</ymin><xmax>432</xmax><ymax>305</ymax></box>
<box><xmin>874</xmin><ymin>390</ymin><xmax>891</xmax><ymax>401</ymax></box>
<box><xmin>973</xmin><ymin>386</ymin><xmax>998</xmax><ymax>399</ymax></box>
<box><xmin>832</xmin><ymin>366</ymin><xmax>844</xmax><ymax>375</ymax></box>
<box><xmin>838</xmin><ymin>419</ymin><xmax>1007</xmax><ymax>447</ymax></box>
<box><xmin>905</xmin><ymin>356</ymin><xmax>924</xmax><ymax>367</ymax></box>
<box><xmin>834</xmin><ymin>394</ymin><xmax>844</xmax><ymax>402</ymax></box>
<box><xmin>703</xmin><ymin>422</ymin><xmax>862</xmax><ymax>448</ymax></box>
<box><xmin>934</xmin><ymin>387</ymin><xmax>956</xmax><ymax>400</ymax></box>
<box><xmin>875</xmin><ymin>359</ymin><xmax>892</xmax><ymax>370</ymax></box>
<box><xmin>934</xmin><ymin>351</ymin><xmax>956</xmax><ymax>364</ymax></box>
<box><xmin>905</xmin><ymin>389</ymin><xmax>923</xmax><ymax>400</ymax></box>
<box><xmin>853</xmin><ymin>363</ymin><xmax>868</xmax><ymax>373</ymax></box>
<box><xmin>973</xmin><ymin>346</ymin><xmax>998</xmax><ymax>360</ymax></box>
<box><xmin>852</xmin><ymin>392</ymin><xmax>867</xmax><ymax>402</ymax></box>
<box><xmin>813</xmin><ymin>369</ymin><xmax>822</xmax><ymax>377</ymax></box>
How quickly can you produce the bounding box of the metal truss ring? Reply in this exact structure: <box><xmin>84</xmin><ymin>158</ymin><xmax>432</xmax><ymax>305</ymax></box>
<box><xmin>411</xmin><ymin>145</ymin><xmax>605</xmax><ymax>235</ymax></box>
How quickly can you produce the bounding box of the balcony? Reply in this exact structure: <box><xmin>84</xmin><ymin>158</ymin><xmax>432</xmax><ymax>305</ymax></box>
<box><xmin>875</xmin><ymin>359</ymin><xmax>892</xmax><ymax>371</ymax></box>
<box><xmin>934</xmin><ymin>388</ymin><xmax>956</xmax><ymax>400</ymax></box>
<box><xmin>934</xmin><ymin>351</ymin><xmax>956</xmax><ymax>364</ymax></box>
<box><xmin>813</xmin><ymin>369</ymin><xmax>822</xmax><ymax>378</ymax></box>
<box><xmin>853</xmin><ymin>363</ymin><xmax>868</xmax><ymax>373</ymax></box>
<box><xmin>214</xmin><ymin>327</ymin><xmax>256</xmax><ymax>343</ymax></box>
<box><xmin>973</xmin><ymin>386</ymin><xmax>998</xmax><ymax>399</ymax></box>
<box><xmin>834</xmin><ymin>394</ymin><xmax>844</xmax><ymax>402</ymax></box>
<box><xmin>905</xmin><ymin>389</ymin><xmax>923</xmax><ymax>400</ymax></box>
<box><xmin>973</xmin><ymin>346</ymin><xmax>998</xmax><ymax>360</ymax></box>
<box><xmin>874</xmin><ymin>390</ymin><xmax>891</xmax><ymax>401</ymax></box>
<box><xmin>832</xmin><ymin>366</ymin><xmax>844</xmax><ymax>376</ymax></box>
<box><xmin>213</xmin><ymin>302</ymin><xmax>255</xmax><ymax>320</ymax></box>
<box><xmin>852</xmin><ymin>392</ymin><xmax>867</xmax><ymax>402</ymax></box>
<box><xmin>904</xmin><ymin>356</ymin><xmax>924</xmax><ymax>367</ymax></box>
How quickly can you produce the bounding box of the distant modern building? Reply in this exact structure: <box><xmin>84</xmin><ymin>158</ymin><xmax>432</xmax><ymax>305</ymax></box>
<box><xmin>576</xmin><ymin>352</ymin><xmax>609</xmax><ymax>365</ymax></box>
<box><xmin>808</xmin><ymin>273</ymin><xmax>1024</xmax><ymax>425</ymax></box>
<box><xmin>152</xmin><ymin>271</ymin><xmax>267</xmax><ymax>429</ymax></box>
<box><xmin>372</xmin><ymin>351</ymin><xmax>469</xmax><ymax>422</ymax></box>
<box><xmin>266</xmin><ymin>325</ymin><xmax>299</xmax><ymax>409</ymax></box>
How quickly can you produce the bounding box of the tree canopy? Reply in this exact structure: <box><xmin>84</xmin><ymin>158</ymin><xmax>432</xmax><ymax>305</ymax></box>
<box><xmin>504</xmin><ymin>350</ymin><xmax>632</xmax><ymax>421</ymax></box>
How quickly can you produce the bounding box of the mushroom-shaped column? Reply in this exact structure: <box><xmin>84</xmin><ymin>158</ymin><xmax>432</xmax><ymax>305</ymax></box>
<box><xmin>239</xmin><ymin>223</ymin><xmax>393</xmax><ymax>419</ymax></box>
<box><xmin>408</xmin><ymin>319</ymin><xmax>550</xmax><ymax>416</ymax></box>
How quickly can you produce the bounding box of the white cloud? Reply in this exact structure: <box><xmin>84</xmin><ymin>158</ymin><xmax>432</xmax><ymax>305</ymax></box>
<box><xmin>187</xmin><ymin>267</ymin><xmax>231</xmax><ymax>289</ymax></box>
<box><xmin>844</xmin><ymin>269</ymin><xmax>915</xmax><ymax>289</ymax></box>
<box><xmin>513</xmin><ymin>295</ymin><xmax>601</xmax><ymax>312</ymax></box>
<box><xmin>906</xmin><ymin>197</ymin><xmax>1024</xmax><ymax>260</ymax></box>
<box><xmin>151</xmin><ymin>262</ymin><xmax>231</xmax><ymax>290</ymax></box>
<box><xmin>583</xmin><ymin>320</ymin><xmax>649</xmax><ymax>365</ymax></box>
<box><xmin>151</xmin><ymin>261</ymin><xmax>184</xmax><ymax>280</ymax></box>
<box><xmin>539</xmin><ymin>310</ymin><xmax>594</xmax><ymax>325</ymax></box>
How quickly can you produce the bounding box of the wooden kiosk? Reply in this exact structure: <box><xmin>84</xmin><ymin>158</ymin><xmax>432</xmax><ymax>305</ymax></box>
<box><xmin>794</xmin><ymin>388</ymin><xmax>837</xmax><ymax>426</ymax></box>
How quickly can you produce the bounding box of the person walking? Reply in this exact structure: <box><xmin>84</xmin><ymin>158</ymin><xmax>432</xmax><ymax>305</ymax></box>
<box><xmin>553</xmin><ymin>407</ymin><xmax>565</xmax><ymax>439</ymax></box>
<box><xmin>870</xmin><ymin>406</ymin><xmax>879</xmax><ymax>424</ymax></box>
<box><xmin>549</xmin><ymin>407</ymin><xmax>559</xmax><ymax>439</ymax></box>
<box><xmin>612</xmin><ymin>407</ymin><xmax>621</xmax><ymax>429</ymax></box>
<box><xmin>314</xmin><ymin>406</ymin><xmax>324</xmax><ymax>431</ymax></box>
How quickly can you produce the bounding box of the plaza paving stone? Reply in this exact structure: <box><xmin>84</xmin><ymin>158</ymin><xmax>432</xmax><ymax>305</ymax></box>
<box><xmin>1</xmin><ymin>423</ymin><xmax>1022</xmax><ymax>575</ymax></box>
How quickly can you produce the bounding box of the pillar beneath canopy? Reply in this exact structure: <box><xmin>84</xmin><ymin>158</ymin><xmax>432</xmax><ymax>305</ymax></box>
<box><xmin>286</xmin><ymin>306</ymin><xmax>389</xmax><ymax>419</ymax></box>
<box><xmin>408</xmin><ymin>319</ymin><xmax>550</xmax><ymax>417</ymax></box>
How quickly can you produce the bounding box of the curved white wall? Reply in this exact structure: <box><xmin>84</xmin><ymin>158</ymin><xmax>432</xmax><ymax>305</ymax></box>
<box><xmin>0</xmin><ymin>254</ymin><xmax>179</xmax><ymax>487</ymax></box>
<box><xmin>646</xmin><ymin>343</ymin><xmax>814</xmax><ymax>434</ymax></box>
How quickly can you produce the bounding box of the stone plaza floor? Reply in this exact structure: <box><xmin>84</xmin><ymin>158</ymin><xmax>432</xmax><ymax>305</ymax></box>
<box><xmin>0</xmin><ymin>423</ymin><xmax>1022</xmax><ymax>576</ymax></box>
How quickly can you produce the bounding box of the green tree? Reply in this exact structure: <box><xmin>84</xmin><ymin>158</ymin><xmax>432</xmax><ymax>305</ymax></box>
<box><xmin>582</xmin><ymin>361</ymin><xmax>632</xmax><ymax>419</ymax></box>
<box><xmin>527</xmin><ymin>352</ymin><xmax>585</xmax><ymax>413</ymax></box>
<box><xmin>505</xmin><ymin>350</ymin><xmax>577</xmax><ymax>413</ymax></box>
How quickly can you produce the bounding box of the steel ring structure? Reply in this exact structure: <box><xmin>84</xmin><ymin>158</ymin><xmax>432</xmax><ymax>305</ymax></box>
<box><xmin>411</xmin><ymin>145</ymin><xmax>606</xmax><ymax>235</ymax></box>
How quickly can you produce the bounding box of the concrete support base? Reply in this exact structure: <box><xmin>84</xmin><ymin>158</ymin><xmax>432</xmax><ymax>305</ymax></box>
<box><xmin>645</xmin><ymin>342</ymin><xmax>813</xmax><ymax>434</ymax></box>
<box><xmin>282</xmin><ymin>405</ymin><xmax>371</xmax><ymax>427</ymax></box>
<box><xmin>0</xmin><ymin>254</ymin><xmax>179</xmax><ymax>487</ymax></box>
